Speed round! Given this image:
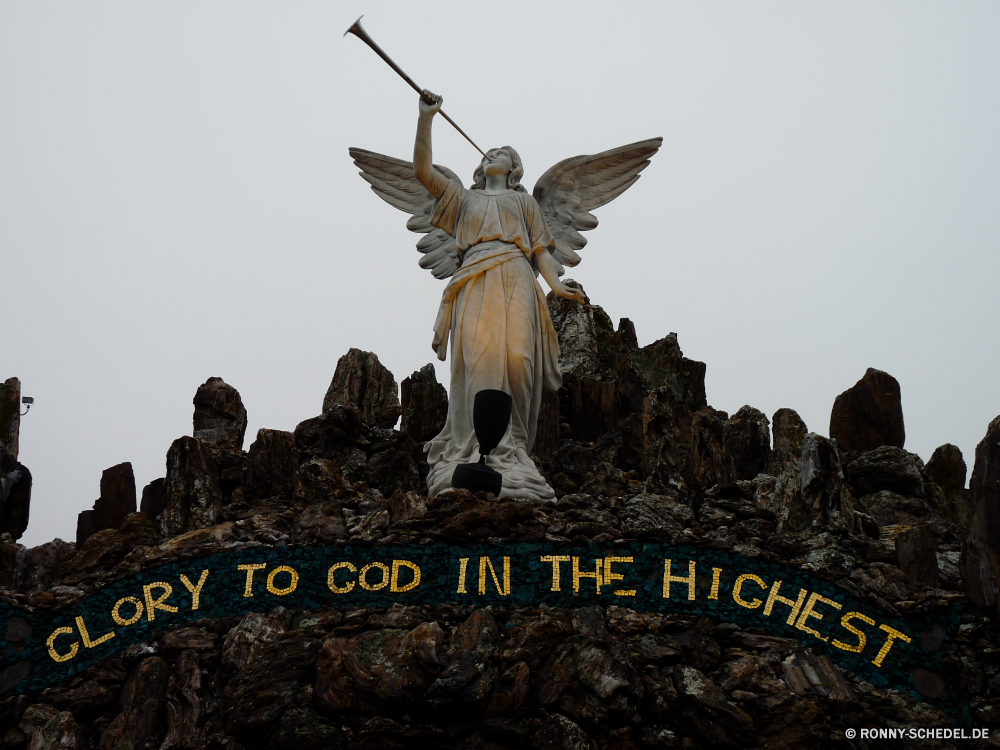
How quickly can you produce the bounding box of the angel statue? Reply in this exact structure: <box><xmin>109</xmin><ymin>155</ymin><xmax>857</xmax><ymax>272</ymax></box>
<box><xmin>350</xmin><ymin>90</ymin><xmax>661</xmax><ymax>502</ymax></box>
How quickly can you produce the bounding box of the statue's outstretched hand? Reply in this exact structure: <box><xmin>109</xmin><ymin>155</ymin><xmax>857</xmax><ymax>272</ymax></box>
<box><xmin>552</xmin><ymin>283</ymin><xmax>586</xmax><ymax>304</ymax></box>
<box><xmin>419</xmin><ymin>90</ymin><xmax>442</xmax><ymax>115</ymax></box>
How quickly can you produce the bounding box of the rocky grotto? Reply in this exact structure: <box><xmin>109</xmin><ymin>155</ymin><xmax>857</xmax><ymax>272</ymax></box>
<box><xmin>0</xmin><ymin>282</ymin><xmax>999</xmax><ymax>750</ymax></box>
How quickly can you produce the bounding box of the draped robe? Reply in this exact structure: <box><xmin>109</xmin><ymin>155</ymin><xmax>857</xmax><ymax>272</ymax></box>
<box><xmin>424</xmin><ymin>180</ymin><xmax>561</xmax><ymax>501</ymax></box>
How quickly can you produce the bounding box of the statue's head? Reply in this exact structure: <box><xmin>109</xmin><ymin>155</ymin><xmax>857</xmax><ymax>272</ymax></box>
<box><xmin>471</xmin><ymin>146</ymin><xmax>526</xmax><ymax>193</ymax></box>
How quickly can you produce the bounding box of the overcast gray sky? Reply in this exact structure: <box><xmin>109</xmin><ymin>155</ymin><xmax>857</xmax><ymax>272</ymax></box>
<box><xmin>2</xmin><ymin>2</ymin><xmax>997</xmax><ymax>548</ymax></box>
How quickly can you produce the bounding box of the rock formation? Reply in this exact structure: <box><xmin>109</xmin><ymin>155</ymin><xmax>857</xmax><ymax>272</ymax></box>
<box><xmin>75</xmin><ymin>462</ymin><xmax>137</xmax><ymax>547</ymax></box>
<box><xmin>829</xmin><ymin>368</ymin><xmax>905</xmax><ymax>453</ymax></box>
<box><xmin>0</xmin><ymin>285</ymin><xmax>995</xmax><ymax>747</ymax></box>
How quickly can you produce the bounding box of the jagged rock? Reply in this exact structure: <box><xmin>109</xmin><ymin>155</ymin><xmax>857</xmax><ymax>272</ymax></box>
<box><xmin>547</xmin><ymin>281</ymin><xmax>613</xmax><ymax>377</ymax></box>
<box><xmin>926</xmin><ymin>443</ymin><xmax>969</xmax><ymax>524</ymax></box>
<box><xmin>77</xmin><ymin>462</ymin><xmax>137</xmax><ymax>547</ymax></box>
<box><xmin>961</xmin><ymin>417</ymin><xmax>1000</xmax><ymax>614</ymax></box>
<box><xmin>768</xmin><ymin>408</ymin><xmax>806</xmax><ymax>474</ymax></box>
<box><xmin>294</xmin><ymin>405</ymin><xmax>364</xmax><ymax>465</ymax></box>
<box><xmin>0</xmin><ymin>378</ymin><xmax>20</xmax><ymax>459</ymax></box>
<box><xmin>845</xmin><ymin>446</ymin><xmax>926</xmax><ymax>498</ymax></box>
<box><xmin>160</xmin><ymin>649</ymin><xmax>202</xmax><ymax>750</ymax></box>
<box><xmin>272</xmin><ymin>708</ymin><xmax>344</xmax><ymax>750</ymax></box>
<box><xmin>317</xmin><ymin>621</ymin><xmax>446</xmax><ymax>711</ymax></box>
<box><xmin>399</xmin><ymin>364</ymin><xmax>448</xmax><ymax>442</ymax></box>
<box><xmin>673</xmin><ymin>666</ymin><xmax>755</xmax><ymax>747</ymax></box>
<box><xmin>160</xmin><ymin>437</ymin><xmax>222</xmax><ymax>537</ymax></box>
<box><xmin>896</xmin><ymin>523</ymin><xmax>940</xmax><ymax>588</ymax></box>
<box><xmin>243</xmin><ymin>429</ymin><xmax>299</xmax><ymax>501</ymax></box>
<box><xmin>829</xmin><ymin>368</ymin><xmax>905</xmax><ymax>453</ymax></box>
<box><xmin>223</xmin><ymin>610</ymin><xmax>291</xmax><ymax>670</ymax></box>
<box><xmin>291</xmin><ymin>504</ymin><xmax>346</xmax><ymax>544</ymax></box>
<box><xmin>532</xmin><ymin>713</ymin><xmax>597</xmax><ymax>750</ymax></box>
<box><xmin>64</xmin><ymin>513</ymin><xmax>157</xmax><ymax>580</ymax></box>
<box><xmin>293</xmin><ymin>458</ymin><xmax>346</xmax><ymax>506</ymax></box>
<box><xmin>227</xmin><ymin>631</ymin><xmax>318</xmax><ymax>736</ymax></box>
<box><xmin>773</xmin><ymin>433</ymin><xmax>855</xmax><ymax>533</ymax></box>
<box><xmin>323</xmin><ymin>348</ymin><xmax>401</xmax><ymax>429</ymax></box>
<box><xmin>427</xmin><ymin>610</ymin><xmax>497</xmax><ymax>704</ymax></box>
<box><xmin>192</xmin><ymin>377</ymin><xmax>248</xmax><ymax>452</ymax></box>
<box><xmin>0</xmin><ymin>444</ymin><xmax>31</xmax><ymax>541</ymax></box>
<box><xmin>926</xmin><ymin>443</ymin><xmax>966</xmax><ymax>495</ymax></box>
<box><xmin>139</xmin><ymin>478</ymin><xmax>166</xmax><ymax>521</ymax></box>
<box><xmin>20</xmin><ymin>705</ymin><xmax>83</xmax><ymax>749</ymax></box>
<box><xmin>534</xmin><ymin>633</ymin><xmax>640</xmax><ymax>722</ymax></box>
<box><xmin>14</xmin><ymin>539</ymin><xmax>75</xmax><ymax>590</ymax></box>
<box><xmin>98</xmin><ymin>657</ymin><xmax>169</xmax><ymax>750</ymax></box>
<box><xmin>723</xmin><ymin>406</ymin><xmax>771</xmax><ymax>481</ymax></box>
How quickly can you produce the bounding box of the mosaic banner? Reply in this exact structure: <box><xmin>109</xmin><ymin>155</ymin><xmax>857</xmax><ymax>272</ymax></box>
<box><xmin>0</xmin><ymin>543</ymin><xmax>960</xmax><ymax>713</ymax></box>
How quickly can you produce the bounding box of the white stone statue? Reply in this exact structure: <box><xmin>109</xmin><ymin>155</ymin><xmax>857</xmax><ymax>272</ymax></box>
<box><xmin>350</xmin><ymin>90</ymin><xmax>661</xmax><ymax>502</ymax></box>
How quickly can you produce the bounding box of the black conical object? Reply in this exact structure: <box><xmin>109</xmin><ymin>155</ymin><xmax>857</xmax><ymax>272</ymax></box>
<box><xmin>452</xmin><ymin>389</ymin><xmax>512</xmax><ymax>495</ymax></box>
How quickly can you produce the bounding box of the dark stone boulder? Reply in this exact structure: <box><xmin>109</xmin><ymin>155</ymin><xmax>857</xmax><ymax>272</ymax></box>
<box><xmin>160</xmin><ymin>436</ymin><xmax>221</xmax><ymax>537</ymax></box>
<box><xmin>768</xmin><ymin>408</ymin><xmax>807</xmax><ymax>475</ymax></box>
<box><xmin>64</xmin><ymin>513</ymin><xmax>157</xmax><ymax>580</ymax></box>
<box><xmin>243</xmin><ymin>429</ymin><xmax>299</xmax><ymax>501</ymax></box>
<box><xmin>317</xmin><ymin>621</ymin><xmax>446</xmax><ymax>712</ymax></box>
<box><xmin>673</xmin><ymin>666</ymin><xmax>755</xmax><ymax>747</ymax></box>
<box><xmin>547</xmin><ymin>281</ymin><xmax>614</xmax><ymax>377</ymax></box>
<box><xmin>960</xmin><ymin>417</ymin><xmax>1000</xmax><ymax>613</ymax></box>
<box><xmin>294</xmin><ymin>405</ymin><xmax>364</xmax><ymax>466</ymax></box>
<box><xmin>98</xmin><ymin>657</ymin><xmax>169</xmax><ymax>750</ymax></box>
<box><xmin>0</xmin><ymin>444</ymin><xmax>31</xmax><ymax>541</ymax></box>
<box><xmin>13</xmin><ymin>539</ymin><xmax>75</xmax><ymax>591</ymax></box>
<box><xmin>399</xmin><ymin>364</ymin><xmax>448</xmax><ymax>443</ymax></box>
<box><xmin>844</xmin><ymin>445</ymin><xmax>926</xmax><ymax>498</ymax></box>
<box><xmin>76</xmin><ymin>462</ymin><xmax>137</xmax><ymax>547</ymax></box>
<box><xmin>323</xmin><ymin>348</ymin><xmax>401</xmax><ymax>429</ymax></box>
<box><xmin>532</xmin><ymin>713</ymin><xmax>598</xmax><ymax>750</ymax></box>
<box><xmin>192</xmin><ymin>376</ymin><xmax>247</xmax><ymax>452</ymax></box>
<box><xmin>723</xmin><ymin>406</ymin><xmax>771</xmax><ymax>481</ymax></box>
<box><xmin>896</xmin><ymin>523</ymin><xmax>940</xmax><ymax>588</ymax></box>
<box><xmin>139</xmin><ymin>478</ymin><xmax>166</xmax><ymax>522</ymax></box>
<box><xmin>829</xmin><ymin>368</ymin><xmax>905</xmax><ymax>453</ymax></box>
<box><xmin>926</xmin><ymin>443</ymin><xmax>969</xmax><ymax>524</ymax></box>
<box><xmin>427</xmin><ymin>609</ymin><xmax>498</xmax><ymax>704</ymax></box>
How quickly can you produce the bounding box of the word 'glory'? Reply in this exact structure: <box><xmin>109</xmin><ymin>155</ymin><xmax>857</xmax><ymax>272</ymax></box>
<box><xmin>45</xmin><ymin>555</ymin><xmax>912</xmax><ymax>670</ymax></box>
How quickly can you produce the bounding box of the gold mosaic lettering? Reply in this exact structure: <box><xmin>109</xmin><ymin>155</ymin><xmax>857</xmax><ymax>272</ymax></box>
<box><xmin>75</xmin><ymin>615</ymin><xmax>115</xmax><ymax>648</ymax></box>
<box><xmin>111</xmin><ymin>596</ymin><xmax>144</xmax><ymax>626</ymax></box>
<box><xmin>456</xmin><ymin>558</ymin><xmax>469</xmax><ymax>594</ymax></box>
<box><xmin>572</xmin><ymin>557</ymin><xmax>603</xmax><ymax>595</ymax></box>
<box><xmin>795</xmin><ymin>592</ymin><xmax>842</xmax><ymax>641</ymax></box>
<box><xmin>604</xmin><ymin>556</ymin><xmax>636</xmax><ymax>596</ymax></box>
<box><xmin>662</xmin><ymin>559</ymin><xmax>696</xmax><ymax>601</ymax></box>
<box><xmin>871</xmin><ymin>624</ymin><xmax>912</xmax><ymax>668</ymax></box>
<box><xmin>327</xmin><ymin>562</ymin><xmax>356</xmax><ymax>594</ymax></box>
<box><xmin>732</xmin><ymin>573</ymin><xmax>767</xmax><ymax>609</ymax></box>
<box><xmin>179</xmin><ymin>569</ymin><xmax>209</xmax><ymax>610</ymax></box>
<box><xmin>359</xmin><ymin>562</ymin><xmax>390</xmax><ymax>591</ymax></box>
<box><xmin>709</xmin><ymin>567</ymin><xmax>723</xmax><ymax>600</ymax></box>
<box><xmin>540</xmin><ymin>555</ymin><xmax>571</xmax><ymax>592</ymax></box>
<box><xmin>832</xmin><ymin>611</ymin><xmax>875</xmax><ymax>654</ymax></box>
<box><xmin>391</xmin><ymin>559</ymin><xmax>421</xmax><ymax>593</ymax></box>
<box><xmin>266</xmin><ymin>565</ymin><xmax>299</xmax><ymax>596</ymax></box>
<box><xmin>46</xmin><ymin>626</ymin><xmax>79</xmax><ymax>663</ymax></box>
<box><xmin>479</xmin><ymin>556</ymin><xmax>510</xmax><ymax>596</ymax></box>
<box><xmin>763</xmin><ymin>579</ymin><xmax>807</xmax><ymax>625</ymax></box>
<box><xmin>142</xmin><ymin>582</ymin><xmax>178</xmax><ymax>622</ymax></box>
<box><xmin>237</xmin><ymin>563</ymin><xmax>266</xmax><ymax>597</ymax></box>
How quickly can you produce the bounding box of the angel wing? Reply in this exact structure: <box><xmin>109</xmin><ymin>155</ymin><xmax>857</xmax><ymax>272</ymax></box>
<box><xmin>348</xmin><ymin>147</ymin><xmax>463</xmax><ymax>279</ymax></box>
<box><xmin>532</xmin><ymin>138</ymin><xmax>663</xmax><ymax>270</ymax></box>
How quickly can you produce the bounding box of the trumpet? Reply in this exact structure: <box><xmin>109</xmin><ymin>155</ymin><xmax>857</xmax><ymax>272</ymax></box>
<box><xmin>344</xmin><ymin>16</ymin><xmax>486</xmax><ymax>157</ymax></box>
